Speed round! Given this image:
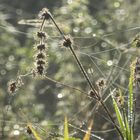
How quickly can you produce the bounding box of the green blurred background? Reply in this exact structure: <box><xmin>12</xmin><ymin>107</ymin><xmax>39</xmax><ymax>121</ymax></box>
<box><xmin>0</xmin><ymin>0</ymin><xmax>140</xmax><ymax>139</ymax></box>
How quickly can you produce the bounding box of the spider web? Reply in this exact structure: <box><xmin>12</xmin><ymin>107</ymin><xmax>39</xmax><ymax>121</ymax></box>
<box><xmin>0</xmin><ymin>9</ymin><xmax>139</xmax><ymax>139</ymax></box>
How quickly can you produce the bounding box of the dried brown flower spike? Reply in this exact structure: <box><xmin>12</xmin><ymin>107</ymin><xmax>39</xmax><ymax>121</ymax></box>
<box><xmin>32</xmin><ymin>9</ymin><xmax>49</xmax><ymax>77</ymax></box>
<box><xmin>34</xmin><ymin>43</ymin><xmax>48</xmax><ymax>76</ymax></box>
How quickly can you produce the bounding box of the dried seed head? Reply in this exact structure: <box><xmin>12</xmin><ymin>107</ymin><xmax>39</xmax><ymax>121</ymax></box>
<box><xmin>96</xmin><ymin>78</ymin><xmax>106</xmax><ymax>89</ymax></box>
<box><xmin>38</xmin><ymin>8</ymin><xmax>51</xmax><ymax>20</ymax></box>
<box><xmin>37</xmin><ymin>65</ymin><xmax>45</xmax><ymax>75</ymax></box>
<box><xmin>36</xmin><ymin>52</ymin><xmax>46</xmax><ymax>59</ymax></box>
<box><xmin>36</xmin><ymin>44</ymin><xmax>46</xmax><ymax>51</ymax></box>
<box><xmin>36</xmin><ymin>60</ymin><xmax>46</xmax><ymax>65</ymax></box>
<box><xmin>62</xmin><ymin>36</ymin><xmax>72</xmax><ymax>48</ymax></box>
<box><xmin>34</xmin><ymin>50</ymin><xmax>48</xmax><ymax>76</ymax></box>
<box><xmin>8</xmin><ymin>80</ymin><xmax>17</xmax><ymax>94</ymax></box>
<box><xmin>37</xmin><ymin>31</ymin><xmax>46</xmax><ymax>39</ymax></box>
<box><xmin>26</xmin><ymin>126</ymin><xmax>32</xmax><ymax>135</ymax></box>
<box><xmin>88</xmin><ymin>90</ymin><xmax>98</xmax><ymax>99</ymax></box>
<box><xmin>7</xmin><ymin>76</ymin><xmax>24</xmax><ymax>94</ymax></box>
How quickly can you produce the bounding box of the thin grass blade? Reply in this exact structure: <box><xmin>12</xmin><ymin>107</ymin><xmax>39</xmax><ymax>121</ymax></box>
<box><xmin>128</xmin><ymin>61</ymin><xmax>135</xmax><ymax>140</ymax></box>
<box><xmin>112</xmin><ymin>96</ymin><xmax>126</xmax><ymax>138</ymax></box>
<box><xmin>64</xmin><ymin>116</ymin><xmax>69</xmax><ymax>140</ymax></box>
